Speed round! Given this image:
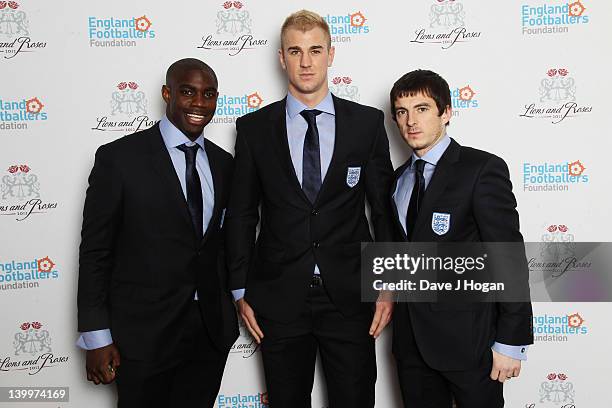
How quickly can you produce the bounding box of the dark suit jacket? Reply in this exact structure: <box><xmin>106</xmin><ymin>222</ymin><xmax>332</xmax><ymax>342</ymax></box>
<box><xmin>226</xmin><ymin>95</ymin><xmax>394</xmax><ymax>322</ymax></box>
<box><xmin>77</xmin><ymin>123</ymin><xmax>238</xmax><ymax>361</ymax></box>
<box><xmin>391</xmin><ymin>138</ymin><xmax>533</xmax><ymax>371</ymax></box>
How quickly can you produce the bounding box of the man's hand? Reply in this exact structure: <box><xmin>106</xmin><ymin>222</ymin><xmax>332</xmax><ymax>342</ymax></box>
<box><xmin>490</xmin><ymin>349</ymin><xmax>521</xmax><ymax>383</ymax></box>
<box><xmin>237</xmin><ymin>298</ymin><xmax>264</xmax><ymax>344</ymax></box>
<box><xmin>86</xmin><ymin>343</ymin><xmax>120</xmax><ymax>385</ymax></box>
<box><xmin>369</xmin><ymin>297</ymin><xmax>393</xmax><ymax>339</ymax></box>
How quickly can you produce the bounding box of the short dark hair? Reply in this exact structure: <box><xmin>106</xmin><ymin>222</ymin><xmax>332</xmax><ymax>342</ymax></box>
<box><xmin>390</xmin><ymin>69</ymin><xmax>451</xmax><ymax>124</ymax></box>
<box><xmin>165</xmin><ymin>58</ymin><xmax>217</xmax><ymax>87</ymax></box>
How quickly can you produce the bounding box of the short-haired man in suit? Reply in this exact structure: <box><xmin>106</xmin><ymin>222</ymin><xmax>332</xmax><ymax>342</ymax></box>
<box><xmin>225</xmin><ymin>10</ymin><xmax>394</xmax><ymax>408</ymax></box>
<box><xmin>389</xmin><ymin>69</ymin><xmax>533</xmax><ymax>407</ymax></box>
<box><xmin>77</xmin><ymin>58</ymin><xmax>238</xmax><ymax>408</ymax></box>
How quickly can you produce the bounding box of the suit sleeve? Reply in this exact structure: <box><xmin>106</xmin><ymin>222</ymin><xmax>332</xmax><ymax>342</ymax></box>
<box><xmin>363</xmin><ymin>110</ymin><xmax>394</xmax><ymax>242</ymax></box>
<box><xmin>473</xmin><ymin>155</ymin><xmax>534</xmax><ymax>346</ymax></box>
<box><xmin>77</xmin><ymin>145</ymin><xmax>123</xmax><ymax>332</ymax></box>
<box><xmin>225</xmin><ymin>118</ymin><xmax>261</xmax><ymax>291</ymax></box>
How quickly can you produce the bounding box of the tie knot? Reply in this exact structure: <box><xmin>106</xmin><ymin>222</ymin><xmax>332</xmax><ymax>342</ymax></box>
<box><xmin>414</xmin><ymin>159</ymin><xmax>426</xmax><ymax>174</ymax></box>
<box><xmin>300</xmin><ymin>109</ymin><xmax>322</xmax><ymax>123</ymax></box>
<box><xmin>176</xmin><ymin>143</ymin><xmax>199</xmax><ymax>159</ymax></box>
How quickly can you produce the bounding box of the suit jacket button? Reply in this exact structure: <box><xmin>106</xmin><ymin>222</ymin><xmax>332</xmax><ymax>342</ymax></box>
<box><xmin>311</xmin><ymin>209</ymin><xmax>318</xmax><ymax>216</ymax></box>
<box><xmin>313</xmin><ymin>242</ymin><xmax>320</xmax><ymax>248</ymax></box>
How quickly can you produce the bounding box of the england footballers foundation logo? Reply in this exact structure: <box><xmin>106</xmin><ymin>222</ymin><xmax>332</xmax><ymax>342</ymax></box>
<box><xmin>212</xmin><ymin>90</ymin><xmax>263</xmax><ymax>124</ymax></box>
<box><xmin>0</xmin><ymin>321</ymin><xmax>69</xmax><ymax>375</ymax></box>
<box><xmin>450</xmin><ymin>84</ymin><xmax>478</xmax><ymax>117</ymax></box>
<box><xmin>522</xmin><ymin>160</ymin><xmax>588</xmax><ymax>192</ymax></box>
<box><xmin>533</xmin><ymin>311</ymin><xmax>588</xmax><ymax>343</ymax></box>
<box><xmin>329</xmin><ymin>76</ymin><xmax>360</xmax><ymax>102</ymax></box>
<box><xmin>0</xmin><ymin>256</ymin><xmax>60</xmax><ymax>291</ymax></box>
<box><xmin>88</xmin><ymin>14</ymin><xmax>155</xmax><ymax>48</ymax></box>
<box><xmin>0</xmin><ymin>164</ymin><xmax>58</xmax><ymax>220</ymax></box>
<box><xmin>410</xmin><ymin>0</ymin><xmax>482</xmax><ymax>49</ymax></box>
<box><xmin>521</xmin><ymin>1</ymin><xmax>589</xmax><ymax>36</ymax></box>
<box><xmin>322</xmin><ymin>10</ymin><xmax>370</xmax><ymax>44</ymax></box>
<box><xmin>197</xmin><ymin>2</ymin><xmax>268</xmax><ymax>56</ymax></box>
<box><xmin>519</xmin><ymin>68</ymin><xmax>592</xmax><ymax>124</ymax></box>
<box><xmin>217</xmin><ymin>391</ymin><xmax>269</xmax><ymax>408</ymax></box>
<box><xmin>0</xmin><ymin>1</ymin><xmax>47</xmax><ymax>60</ymax></box>
<box><xmin>91</xmin><ymin>81</ymin><xmax>156</xmax><ymax>133</ymax></box>
<box><xmin>0</xmin><ymin>96</ymin><xmax>47</xmax><ymax>130</ymax></box>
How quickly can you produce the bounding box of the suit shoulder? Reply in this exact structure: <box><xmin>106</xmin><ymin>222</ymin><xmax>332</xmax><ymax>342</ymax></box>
<box><xmin>205</xmin><ymin>138</ymin><xmax>233</xmax><ymax>162</ymax></box>
<box><xmin>96</xmin><ymin>125</ymin><xmax>157</xmax><ymax>156</ymax></box>
<box><xmin>459</xmin><ymin>145</ymin><xmax>506</xmax><ymax>166</ymax></box>
<box><xmin>236</xmin><ymin>100</ymin><xmax>283</xmax><ymax>126</ymax></box>
<box><xmin>335</xmin><ymin>96</ymin><xmax>384</xmax><ymax>118</ymax></box>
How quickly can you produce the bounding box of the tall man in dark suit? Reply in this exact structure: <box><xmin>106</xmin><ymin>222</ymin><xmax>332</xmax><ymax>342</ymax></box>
<box><xmin>389</xmin><ymin>70</ymin><xmax>533</xmax><ymax>407</ymax></box>
<box><xmin>77</xmin><ymin>58</ymin><xmax>238</xmax><ymax>408</ymax></box>
<box><xmin>225</xmin><ymin>10</ymin><xmax>394</xmax><ymax>408</ymax></box>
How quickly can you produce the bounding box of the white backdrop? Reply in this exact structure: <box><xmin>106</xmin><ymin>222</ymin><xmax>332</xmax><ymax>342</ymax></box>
<box><xmin>1</xmin><ymin>0</ymin><xmax>610</xmax><ymax>406</ymax></box>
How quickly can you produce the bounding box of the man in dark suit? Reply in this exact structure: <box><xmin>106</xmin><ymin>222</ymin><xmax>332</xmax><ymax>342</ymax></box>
<box><xmin>225</xmin><ymin>10</ymin><xmax>394</xmax><ymax>408</ymax></box>
<box><xmin>77</xmin><ymin>58</ymin><xmax>238</xmax><ymax>408</ymax></box>
<box><xmin>388</xmin><ymin>69</ymin><xmax>533</xmax><ymax>407</ymax></box>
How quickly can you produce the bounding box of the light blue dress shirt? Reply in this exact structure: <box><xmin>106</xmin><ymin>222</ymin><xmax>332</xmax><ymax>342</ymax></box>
<box><xmin>76</xmin><ymin>116</ymin><xmax>216</xmax><ymax>350</ymax></box>
<box><xmin>392</xmin><ymin>134</ymin><xmax>528</xmax><ymax>361</ymax></box>
<box><xmin>231</xmin><ymin>92</ymin><xmax>336</xmax><ymax>302</ymax></box>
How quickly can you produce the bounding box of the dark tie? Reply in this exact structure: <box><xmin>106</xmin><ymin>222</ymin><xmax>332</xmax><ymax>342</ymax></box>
<box><xmin>176</xmin><ymin>143</ymin><xmax>203</xmax><ymax>241</ymax></box>
<box><xmin>406</xmin><ymin>159</ymin><xmax>426</xmax><ymax>239</ymax></box>
<box><xmin>300</xmin><ymin>109</ymin><xmax>323</xmax><ymax>204</ymax></box>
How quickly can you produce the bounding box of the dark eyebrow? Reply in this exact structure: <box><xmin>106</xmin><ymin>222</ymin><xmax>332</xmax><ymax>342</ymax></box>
<box><xmin>287</xmin><ymin>46</ymin><xmax>302</xmax><ymax>52</ymax></box>
<box><xmin>414</xmin><ymin>102</ymin><xmax>432</xmax><ymax>108</ymax></box>
<box><xmin>309</xmin><ymin>45</ymin><xmax>324</xmax><ymax>51</ymax></box>
<box><xmin>178</xmin><ymin>84</ymin><xmax>217</xmax><ymax>92</ymax></box>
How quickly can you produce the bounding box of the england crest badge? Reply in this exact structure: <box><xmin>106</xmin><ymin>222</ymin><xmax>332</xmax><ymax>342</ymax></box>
<box><xmin>431</xmin><ymin>212</ymin><xmax>450</xmax><ymax>235</ymax></box>
<box><xmin>346</xmin><ymin>167</ymin><xmax>361</xmax><ymax>188</ymax></box>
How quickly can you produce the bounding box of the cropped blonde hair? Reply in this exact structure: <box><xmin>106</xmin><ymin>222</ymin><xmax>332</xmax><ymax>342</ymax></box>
<box><xmin>281</xmin><ymin>10</ymin><xmax>331</xmax><ymax>48</ymax></box>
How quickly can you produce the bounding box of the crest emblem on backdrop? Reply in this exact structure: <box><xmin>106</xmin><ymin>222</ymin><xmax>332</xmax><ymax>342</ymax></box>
<box><xmin>539</xmin><ymin>373</ymin><xmax>575</xmax><ymax>405</ymax></box>
<box><xmin>540</xmin><ymin>68</ymin><xmax>576</xmax><ymax>103</ymax></box>
<box><xmin>13</xmin><ymin>321</ymin><xmax>52</xmax><ymax>356</ymax></box>
<box><xmin>431</xmin><ymin>212</ymin><xmax>451</xmax><ymax>235</ymax></box>
<box><xmin>216</xmin><ymin>1</ymin><xmax>252</xmax><ymax>35</ymax></box>
<box><xmin>330</xmin><ymin>77</ymin><xmax>360</xmax><ymax>102</ymax></box>
<box><xmin>110</xmin><ymin>81</ymin><xmax>148</xmax><ymax>116</ymax></box>
<box><xmin>1</xmin><ymin>165</ymin><xmax>39</xmax><ymax>201</ymax></box>
<box><xmin>0</xmin><ymin>1</ymin><xmax>29</xmax><ymax>37</ymax></box>
<box><xmin>429</xmin><ymin>0</ymin><xmax>465</xmax><ymax>28</ymax></box>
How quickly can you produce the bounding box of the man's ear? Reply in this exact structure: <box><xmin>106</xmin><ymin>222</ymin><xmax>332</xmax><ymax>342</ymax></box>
<box><xmin>161</xmin><ymin>85</ymin><xmax>170</xmax><ymax>104</ymax></box>
<box><xmin>278</xmin><ymin>48</ymin><xmax>287</xmax><ymax>71</ymax></box>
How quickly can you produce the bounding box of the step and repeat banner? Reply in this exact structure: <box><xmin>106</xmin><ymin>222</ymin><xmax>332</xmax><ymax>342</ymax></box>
<box><xmin>1</xmin><ymin>0</ymin><xmax>610</xmax><ymax>406</ymax></box>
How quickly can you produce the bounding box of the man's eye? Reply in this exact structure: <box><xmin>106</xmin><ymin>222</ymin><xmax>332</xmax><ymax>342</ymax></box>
<box><xmin>181</xmin><ymin>90</ymin><xmax>193</xmax><ymax>96</ymax></box>
<box><xmin>205</xmin><ymin>92</ymin><xmax>216</xmax><ymax>98</ymax></box>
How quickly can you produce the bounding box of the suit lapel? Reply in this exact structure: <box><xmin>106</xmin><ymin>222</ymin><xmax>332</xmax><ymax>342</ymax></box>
<box><xmin>391</xmin><ymin>160</ymin><xmax>411</xmax><ymax>241</ymax></box>
<box><xmin>201</xmin><ymin>139</ymin><xmax>223</xmax><ymax>246</ymax></box>
<box><xmin>412</xmin><ymin>139</ymin><xmax>461</xmax><ymax>239</ymax></box>
<box><xmin>147</xmin><ymin>124</ymin><xmax>195</xmax><ymax>240</ymax></box>
<box><xmin>316</xmin><ymin>95</ymin><xmax>350</xmax><ymax>205</ymax></box>
<box><xmin>270</xmin><ymin>99</ymin><xmax>312</xmax><ymax>205</ymax></box>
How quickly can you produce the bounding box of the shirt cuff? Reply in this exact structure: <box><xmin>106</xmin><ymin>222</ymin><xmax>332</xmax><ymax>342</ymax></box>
<box><xmin>76</xmin><ymin>329</ymin><xmax>113</xmax><ymax>350</ymax></box>
<box><xmin>492</xmin><ymin>342</ymin><xmax>528</xmax><ymax>361</ymax></box>
<box><xmin>232</xmin><ymin>289</ymin><xmax>245</xmax><ymax>301</ymax></box>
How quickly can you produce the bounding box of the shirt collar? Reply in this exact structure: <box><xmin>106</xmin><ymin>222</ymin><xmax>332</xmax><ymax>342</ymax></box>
<box><xmin>411</xmin><ymin>134</ymin><xmax>451</xmax><ymax>168</ymax></box>
<box><xmin>159</xmin><ymin>115</ymin><xmax>205</xmax><ymax>150</ymax></box>
<box><xmin>286</xmin><ymin>91</ymin><xmax>335</xmax><ymax>119</ymax></box>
